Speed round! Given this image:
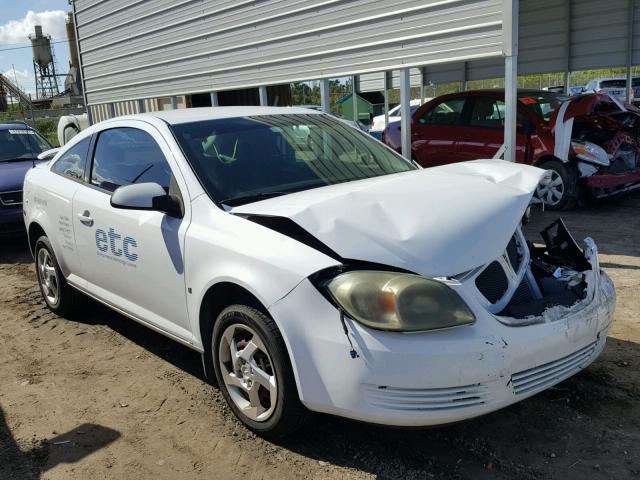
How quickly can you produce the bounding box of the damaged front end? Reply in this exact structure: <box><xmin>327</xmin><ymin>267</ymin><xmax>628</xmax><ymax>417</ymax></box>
<box><xmin>556</xmin><ymin>95</ymin><xmax>640</xmax><ymax>197</ymax></box>
<box><xmin>457</xmin><ymin>218</ymin><xmax>615</xmax><ymax>327</ymax></box>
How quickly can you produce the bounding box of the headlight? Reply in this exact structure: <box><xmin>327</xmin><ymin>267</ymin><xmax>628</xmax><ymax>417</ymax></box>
<box><xmin>326</xmin><ymin>271</ymin><xmax>475</xmax><ymax>332</ymax></box>
<box><xmin>571</xmin><ymin>141</ymin><xmax>610</xmax><ymax>166</ymax></box>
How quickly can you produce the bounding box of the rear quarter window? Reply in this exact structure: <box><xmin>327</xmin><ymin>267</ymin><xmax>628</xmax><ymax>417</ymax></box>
<box><xmin>51</xmin><ymin>138</ymin><xmax>91</xmax><ymax>181</ymax></box>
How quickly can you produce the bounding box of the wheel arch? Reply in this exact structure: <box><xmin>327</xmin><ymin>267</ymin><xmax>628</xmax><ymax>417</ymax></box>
<box><xmin>198</xmin><ymin>281</ymin><xmax>297</xmax><ymax>385</ymax></box>
<box><xmin>533</xmin><ymin>154</ymin><xmax>564</xmax><ymax>168</ymax></box>
<box><xmin>27</xmin><ymin>221</ymin><xmax>47</xmax><ymax>257</ymax></box>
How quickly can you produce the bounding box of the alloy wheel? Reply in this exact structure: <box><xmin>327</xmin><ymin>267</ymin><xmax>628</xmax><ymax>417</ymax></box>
<box><xmin>218</xmin><ymin>323</ymin><xmax>278</xmax><ymax>422</ymax></box>
<box><xmin>37</xmin><ymin>248</ymin><xmax>59</xmax><ymax>306</ymax></box>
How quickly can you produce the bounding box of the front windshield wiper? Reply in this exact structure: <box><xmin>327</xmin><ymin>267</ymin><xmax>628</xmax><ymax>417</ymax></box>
<box><xmin>220</xmin><ymin>191</ymin><xmax>291</xmax><ymax>207</ymax></box>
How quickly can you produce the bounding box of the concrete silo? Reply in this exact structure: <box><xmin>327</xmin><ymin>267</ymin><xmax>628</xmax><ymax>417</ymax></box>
<box><xmin>29</xmin><ymin>25</ymin><xmax>60</xmax><ymax>99</ymax></box>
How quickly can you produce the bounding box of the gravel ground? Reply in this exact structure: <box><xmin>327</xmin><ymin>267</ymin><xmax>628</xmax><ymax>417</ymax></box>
<box><xmin>1</xmin><ymin>193</ymin><xmax>639</xmax><ymax>480</ymax></box>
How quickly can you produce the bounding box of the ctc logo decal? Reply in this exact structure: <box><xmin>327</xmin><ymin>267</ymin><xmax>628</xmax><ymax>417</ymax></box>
<box><xmin>95</xmin><ymin>228</ymin><xmax>138</xmax><ymax>262</ymax></box>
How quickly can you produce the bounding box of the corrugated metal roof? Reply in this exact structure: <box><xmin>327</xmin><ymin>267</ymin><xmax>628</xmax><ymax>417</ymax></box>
<box><xmin>74</xmin><ymin>0</ymin><xmax>507</xmax><ymax>105</ymax></box>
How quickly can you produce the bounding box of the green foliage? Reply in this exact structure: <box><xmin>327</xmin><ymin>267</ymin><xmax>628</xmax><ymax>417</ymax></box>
<box><xmin>34</xmin><ymin>118</ymin><xmax>59</xmax><ymax>147</ymax></box>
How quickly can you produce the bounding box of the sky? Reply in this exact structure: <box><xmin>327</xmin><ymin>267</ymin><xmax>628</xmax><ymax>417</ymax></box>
<box><xmin>0</xmin><ymin>0</ymin><xmax>71</xmax><ymax>96</ymax></box>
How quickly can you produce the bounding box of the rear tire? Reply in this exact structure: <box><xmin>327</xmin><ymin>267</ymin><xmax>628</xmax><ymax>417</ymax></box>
<box><xmin>211</xmin><ymin>304</ymin><xmax>308</xmax><ymax>438</ymax></box>
<box><xmin>34</xmin><ymin>236</ymin><xmax>80</xmax><ymax>316</ymax></box>
<box><xmin>536</xmin><ymin>159</ymin><xmax>579</xmax><ymax>211</ymax></box>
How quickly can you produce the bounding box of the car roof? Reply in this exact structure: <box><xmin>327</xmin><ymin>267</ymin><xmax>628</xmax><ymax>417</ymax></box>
<box><xmin>0</xmin><ymin>122</ymin><xmax>32</xmax><ymax>131</ymax></box>
<box><xmin>592</xmin><ymin>77</ymin><xmax>627</xmax><ymax>82</ymax></box>
<box><xmin>141</xmin><ymin>106</ymin><xmax>324</xmax><ymax>125</ymax></box>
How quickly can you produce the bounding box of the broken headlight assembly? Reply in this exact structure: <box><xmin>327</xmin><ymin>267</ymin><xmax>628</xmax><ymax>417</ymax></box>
<box><xmin>571</xmin><ymin>140</ymin><xmax>610</xmax><ymax>166</ymax></box>
<box><xmin>325</xmin><ymin>271</ymin><xmax>475</xmax><ymax>332</ymax></box>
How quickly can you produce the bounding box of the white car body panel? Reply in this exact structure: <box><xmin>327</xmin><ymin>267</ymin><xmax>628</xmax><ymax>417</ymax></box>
<box><xmin>23</xmin><ymin>107</ymin><xmax>615</xmax><ymax>428</ymax></box>
<box><xmin>369</xmin><ymin>100</ymin><xmax>423</xmax><ymax>134</ymax></box>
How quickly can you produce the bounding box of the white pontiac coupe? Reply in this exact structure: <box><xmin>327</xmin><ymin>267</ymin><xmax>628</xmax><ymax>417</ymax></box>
<box><xmin>23</xmin><ymin>107</ymin><xmax>615</xmax><ymax>437</ymax></box>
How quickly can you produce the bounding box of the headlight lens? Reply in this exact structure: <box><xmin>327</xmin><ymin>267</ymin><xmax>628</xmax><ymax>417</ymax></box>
<box><xmin>571</xmin><ymin>140</ymin><xmax>610</xmax><ymax>166</ymax></box>
<box><xmin>326</xmin><ymin>271</ymin><xmax>475</xmax><ymax>332</ymax></box>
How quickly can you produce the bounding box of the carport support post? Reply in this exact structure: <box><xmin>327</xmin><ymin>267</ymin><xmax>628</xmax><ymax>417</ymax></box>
<box><xmin>400</xmin><ymin>68</ymin><xmax>411</xmax><ymax>159</ymax></box>
<box><xmin>170</xmin><ymin>96</ymin><xmax>178</xmax><ymax>109</ymax></box>
<box><xmin>320</xmin><ymin>78</ymin><xmax>330</xmax><ymax>113</ymax></box>
<box><xmin>563</xmin><ymin>1</ymin><xmax>571</xmax><ymax>96</ymax></box>
<box><xmin>210</xmin><ymin>92</ymin><xmax>219</xmax><ymax>107</ymax></box>
<box><xmin>503</xmin><ymin>0</ymin><xmax>518</xmax><ymax>163</ymax></box>
<box><xmin>420</xmin><ymin>68</ymin><xmax>427</xmax><ymax>104</ymax></box>
<box><xmin>351</xmin><ymin>75</ymin><xmax>358</xmax><ymax>122</ymax></box>
<box><xmin>259</xmin><ymin>86</ymin><xmax>268</xmax><ymax>106</ymax></box>
<box><xmin>626</xmin><ymin>0</ymin><xmax>635</xmax><ymax>103</ymax></box>
<box><xmin>384</xmin><ymin>71</ymin><xmax>391</xmax><ymax>126</ymax></box>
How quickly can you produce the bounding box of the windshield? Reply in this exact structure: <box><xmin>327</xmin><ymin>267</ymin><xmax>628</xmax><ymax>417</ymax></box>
<box><xmin>171</xmin><ymin>114</ymin><xmax>415</xmax><ymax>206</ymax></box>
<box><xmin>600</xmin><ymin>79</ymin><xmax>626</xmax><ymax>88</ymax></box>
<box><xmin>0</xmin><ymin>128</ymin><xmax>51</xmax><ymax>162</ymax></box>
<box><xmin>518</xmin><ymin>92</ymin><xmax>566</xmax><ymax>122</ymax></box>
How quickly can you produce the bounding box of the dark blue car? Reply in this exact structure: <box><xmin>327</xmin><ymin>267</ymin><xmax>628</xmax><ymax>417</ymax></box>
<box><xmin>0</xmin><ymin>122</ymin><xmax>52</xmax><ymax>237</ymax></box>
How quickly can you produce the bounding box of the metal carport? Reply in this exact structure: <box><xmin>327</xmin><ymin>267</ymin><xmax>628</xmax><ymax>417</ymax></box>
<box><xmin>71</xmin><ymin>0</ymin><xmax>640</xmax><ymax>163</ymax></box>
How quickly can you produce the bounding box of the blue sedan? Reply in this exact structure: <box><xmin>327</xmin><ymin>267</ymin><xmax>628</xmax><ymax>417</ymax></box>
<box><xmin>0</xmin><ymin>122</ymin><xmax>52</xmax><ymax>237</ymax></box>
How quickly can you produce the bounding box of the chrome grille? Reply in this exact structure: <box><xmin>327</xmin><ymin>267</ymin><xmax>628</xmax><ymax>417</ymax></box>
<box><xmin>0</xmin><ymin>190</ymin><xmax>23</xmax><ymax>207</ymax></box>
<box><xmin>364</xmin><ymin>383</ymin><xmax>489</xmax><ymax>411</ymax></box>
<box><xmin>475</xmin><ymin>261</ymin><xmax>509</xmax><ymax>303</ymax></box>
<box><xmin>511</xmin><ymin>341</ymin><xmax>598</xmax><ymax>395</ymax></box>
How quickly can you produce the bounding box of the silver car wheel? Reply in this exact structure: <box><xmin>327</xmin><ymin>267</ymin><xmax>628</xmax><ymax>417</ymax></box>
<box><xmin>37</xmin><ymin>248</ymin><xmax>59</xmax><ymax>305</ymax></box>
<box><xmin>536</xmin><ymin>170</ymin><xmax>565</xmax><ymax>206</ymax></box>
<box><xmin>218</xmin><ymin>323</ymin><xmax>278</xmax><ymax>422</ymax></box>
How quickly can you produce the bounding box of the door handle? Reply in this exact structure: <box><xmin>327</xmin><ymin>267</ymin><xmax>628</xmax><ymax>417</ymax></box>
<box><xmin>78</xmin><ymin>211</ymin><xmax>94</xmax><ymax>227</ymax></box>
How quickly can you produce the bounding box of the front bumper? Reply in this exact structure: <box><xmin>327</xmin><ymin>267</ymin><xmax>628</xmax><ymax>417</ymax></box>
<box><xmin>270</xmin><ymin>268</ymin><xmax>615</xmax><ymax>427</ymax></box>
<box><xmin>585</xmin><ymin>167</ymin><xmax>640</xmax><ymax>198</ymax></box>
<box><xmin>0</xmin><ymin>205</ymin><xmax>25</xmax><ymax>238</ymax></box>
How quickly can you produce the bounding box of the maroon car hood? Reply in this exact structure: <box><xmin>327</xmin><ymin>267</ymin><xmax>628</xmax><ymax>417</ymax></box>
<box><xmin>549</xmin><ymin>93</ymin><xmax>640</xmax><ymax>128</ymax></box>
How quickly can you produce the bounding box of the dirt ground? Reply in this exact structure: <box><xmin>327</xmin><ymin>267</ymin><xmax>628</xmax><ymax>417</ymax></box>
<box><xmin>1</xmin><ymin>194</ymin><xmax>639</xmax><ymax>480</ymax></box>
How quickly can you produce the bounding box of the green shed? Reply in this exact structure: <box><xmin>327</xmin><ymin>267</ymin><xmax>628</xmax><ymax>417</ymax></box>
<box><xmin>336</xmin><ymin>91</ymin><xmax>386</xmax><ymax>126</ymax></box>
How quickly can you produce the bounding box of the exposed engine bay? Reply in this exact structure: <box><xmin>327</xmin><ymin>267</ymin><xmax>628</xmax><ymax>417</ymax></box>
<box><xmin>572</xmin><ymin>109</ymin><xmax>640</xmax><ymax>174</ymax></box>
<box><xmin>498</xmin><ymin>219</ymin><xmax>595</xmax><ymax>323</ymax></box>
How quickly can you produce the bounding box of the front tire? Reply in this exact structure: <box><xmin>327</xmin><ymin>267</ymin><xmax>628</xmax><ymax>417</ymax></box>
<box><xmin>535</xmin><ymin>159</ymin><xmax>579</xmax><ymax>210</ymax></box>
<box><xmin>211</xmin><ymin>305</ymin><xmax>307</xmax><ymax>438</ymax></box>
<box><xmin>34</xmin><ymin>236</ymin><xmax>80</xmax><ymax>316</ymax></box>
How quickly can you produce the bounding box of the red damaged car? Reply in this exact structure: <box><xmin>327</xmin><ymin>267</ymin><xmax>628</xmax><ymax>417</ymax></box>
<box><xmin>382</xmin><ymin>90</ymin><xmax>640</xmax><ymax>210</ymax></box>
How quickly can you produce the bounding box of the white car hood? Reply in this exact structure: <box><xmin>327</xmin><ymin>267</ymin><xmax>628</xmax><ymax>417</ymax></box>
<box><xmin>232</xmin><ymin>160</ymin><xmax>547</xmax><ymax>277</ymax></box>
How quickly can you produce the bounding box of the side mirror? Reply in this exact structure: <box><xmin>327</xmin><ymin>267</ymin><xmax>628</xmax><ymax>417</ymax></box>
<box><xmin>111</xmin><ymin>183</ymin><xmax>183</xmax><ymax>218</ymax></box>
<box><xmin>38</xmin><ymin>148</ymin><xmax>61</xmax><ymax>161</ymax></box>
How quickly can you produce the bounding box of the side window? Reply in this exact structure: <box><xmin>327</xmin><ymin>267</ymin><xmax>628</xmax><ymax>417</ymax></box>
<box><xmin>420</xmin><ymin>98</ymin><xmax>465</xmax><ymax>125</ymax></box>
<box><xmin>91</xmin><ymin>128</ymin><xmax>172</xmax><ymax>193</ymax></box>
<box><xmin>51</xmin><ymin>138</ymin><xmax>91</xmax><ymax>180</ymax></box>
<box><xmin>469</xmin><ymin>97</ymin><xmax>503</xmax><ymax>128</ymax></box>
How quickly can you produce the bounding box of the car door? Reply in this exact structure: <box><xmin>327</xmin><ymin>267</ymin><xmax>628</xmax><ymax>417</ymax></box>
<box><xmin>411</xmin><ymin>97</ymin><xmax>468</xmax><ymax>167</ymax></box>
<box><xmin>456</xmin><ymin>96</ymin><xmax>529</xmax><ymax>162</ymax></box>
<box><xmin>72</xmin><ymin>122</ymin><xmax>193</xmax><ymax>342</ymax></box>
<box><xmin>35</xmin><ymin>137</ymin><xmax>92</xmax><ymax>286</ymax></box>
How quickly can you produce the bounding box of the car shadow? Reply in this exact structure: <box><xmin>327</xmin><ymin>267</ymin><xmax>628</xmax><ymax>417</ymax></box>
<box><xmin>0</xmin><ymin>236</ymin><xmax>32</xmax><ymax>264</ymax></box>
<box><xmin>69</xmin><ymin>298</ymin><xmax>206</xmax><ymax>382</ymax></box>
<box><xmin>0</xmin><ymin>405</ymin><xmax>120</xmax><ymax>479</ymax></box>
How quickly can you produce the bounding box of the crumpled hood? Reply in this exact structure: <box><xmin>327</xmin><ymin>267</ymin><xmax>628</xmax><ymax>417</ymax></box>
<box><xmin>232</xmin><ymin>160</ymin><xmax>547</xmax><ymax>277</ymax></box>
<box><xmin>549</xmin><ymin>92</ymin><xmax>640</xmax><ymax>128</ymax></box>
